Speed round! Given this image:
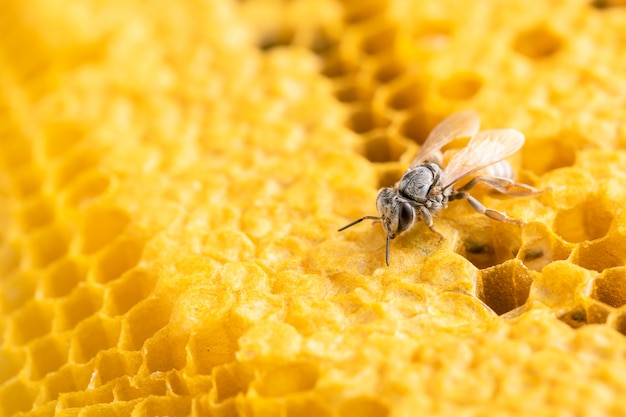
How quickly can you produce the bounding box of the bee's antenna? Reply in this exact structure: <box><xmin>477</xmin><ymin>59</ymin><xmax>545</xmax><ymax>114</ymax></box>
<box><xmin>337</xmin><ymin>216</ymin><xmax>381</xmax><ymax>232</ymax></box>
<box><xmin>385</xmin><ymin>234</ymin><xmax>390</xmax><ymax>266</ymax></box>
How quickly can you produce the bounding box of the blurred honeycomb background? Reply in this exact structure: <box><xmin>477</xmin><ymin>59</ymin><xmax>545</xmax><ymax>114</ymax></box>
<box><xmin>2</xmin><ymin>0</ymin><xmax>626</xmax><ymax>416</ymax></box>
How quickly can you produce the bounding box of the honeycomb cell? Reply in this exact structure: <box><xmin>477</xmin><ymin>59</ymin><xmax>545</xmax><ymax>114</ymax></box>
<box><xmin>553</xmin><ymin>198</ymin><xmax>614</xmax><ymax>244</ymax></box>
<box><xmin>347</xmin><ymin>108</ymin><xmax>391</xmax><ymax>134</ymax></box>
<box><xmin>0</xmin><ymin>346</ymin><xmax>25</xmax><ymax>385</ymax></box>
<box><xmin>144</xmin><ymin>328</ymin><xmax>188</xmax><ymax>373</ymax></box>
<box><xmin>400</xmin><ymin>111</ymin><xmax>441</xmax><ymax>144</ymax></box>
<box><xmin>375</xmin><ymin>164</ymin><xmax>405</xmax><ymax>188</ymax></box>
<box><xmin>590</xmin><ymin>267</ymin><xmax>626</xmax><ymax>308</ymax></box>
<box><xmin>16</xmin><ymin>195</ymin><xmax>55</xmax><ymax>232</ymax></box>
<box><xmin>343</xmin><ymin>0</ymin><xmax>387</xmax><ymax>24</ymax></box>
<box><xmin>93</xmin><ymin>350</ymin><xmax>142</xmax><ymax>386</ymax></box>
<box><xmin>26</xmin><ymin>334</ymin><xmax>70</xmax><ymax>380</ymax></box>
<box><xmin>610</xmin><ymin>307</ymin><xmax>626</xmax><ymax>336</ymax></box>
<box><xmin>8</xmin><ymin>300</ymin><xmax>54</xmax><ymax>345</ymax></box>
<box><xmin>43</xmin><ymin>120</ymin><xmax>87</xmax><ymax>158</ymax></box>
<box><xmin>133</xmin><ymin>395</ymin><xmax>192</xmax><ymax>417</ymax></box>
<box><xmin>513</xmin><ymin>24</ymin><xmax>564</xmax><ymax>59</ymax></box>
<box><xmin>0</xmin><ymin>270</ymin><xmax>37</xmax><ymax>314</ymax></box>
<box><xmin>12</xmin><ymin>166</ymin><xmax>44</xmax><ymax>199</ymax></box>
<box><xmin>256</xmin><ymin>362</ymin><xmax>319</xmax><ymax>397</ymax></box>
<box><xmin>58</xmin><ymin>379</ymin><xmax>115</xmax><ymax>409</ymax></box>
<box><xmin>69</xmin><ymin>315</ymin><xmax>121</xmax><ymax>363</ymax></box>
<box><xmin>361</xmin><ymin>24</ymin><xmax>397</xmax><ymax>55</ymax></box>
<box><xmin>257</xmin><ymin>27</ymin><xmax>295</xmax><ymax>51</ymax></box>
<box><xmin>335</xmin><ymin>83</ymin><xmax>373</xmax><ymax>103</ymax></box>
<box><xmin>0</xmin><ymin>136</ymin><xmax>33</xmax><ymax>170</ymax></box>
<box><xmin>477</xmin><ymin>259</ymin><xmax>536</xmax><ymax>315</ymax></box>
<box><xmin>386</xmin><ymin>80</ymin><xmax>425</xmax><ymax>110</ymax></box>
<box><xmin>40</xmin><ymin>364</ymin><xmax>89</xmax><ymax>403</ymax></box>
<box><xmin>412</xmin><ymin>20</ymin><xmax>452</xmax><ymax>50</ymax></box>
<box><xmin>41</xmin><ymin>257</ymin><xmax>86</xmax><ymax>298</ymax></box>
<box><xmin>80</xmin><ymin>205</ymin><xmax>131</xmax><ymax>254</ymax></box>
<box><xmin>321</xmin><ymin>56</ymin><xmax>359</xmax><ymax>78</ymax></box>
<box><xmin>584</xmin><ymin>299</ymin><xmax>612</xmax><ymax>324</ymax></box>
<box><xmin>338</xmin><ymin>396</ymin><xmax>390</xmax><ymax>417</ymax></box>
<box><xmin>0</xmin><ymin>378</ymin><xmax>39</xmax><ymax>416</ymax></box>
<box><xmin>103</xmin><ymin>268</ymin><xmax>157</xmax><ymax>316</ymax></box>
<box><xmin>360</xmin><ymin>134</ymin><xmax>412</xmax><ymax>164</ymax></box>
<box><xmin>374</xmin><ymin>58</ymin><xmax>406</xmax><ymax>83</ymax></box>
<box><xmin>521</xmin><ymin>138</ymin><xmax>576</xmax><ymax>175</ymax></box>
<box><xmin>92</xmin><ymin>235</ymin><xmax>145</xmax><ymax>283</ymax></box>
<box><xmin>62</xmin><ymin>170</ymin><xmax>111</xmax><ymax>208</ymax></box>
<box><xmin>211</xmin><ymin>362</ymin><xmax>254</xmax><ymax>403</ymax></box>
<box><xmin>53</xmin><ymin>146</ymin><xmax>102</xmax><ymax>189</ymax></box>
<box><xmin>518</xmin><ymin>222</ymin><xmax>573</xmax><ymax>271</ymax></box>
<box><xmin>438</xmin><ymin>72</ymin><xmax>483</xmax><ymax>101</ymax></box>
<box><xmin>119</xmin><ymin>297</ymin><xmax>172</xmax><ymax>351</ymax></box>
<box><xmin>530</xmin><ymin>261</ymin><xmax>592</xmax><ymax>310</ymax></box>
<box><xmin>55</xmin><ymin>284</ymin><xmax>104</xmax><ymax>331</ymax></box>
<box><xmin>26</xmin><ymin>222</ymin><xmax>71</xmax><ymax>268</ymax></box>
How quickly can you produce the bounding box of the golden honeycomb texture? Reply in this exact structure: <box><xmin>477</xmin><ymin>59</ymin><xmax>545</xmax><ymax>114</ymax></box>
<box><xmin>2</xmin><ymin>0</ymin><xmax>626</xmax><ymax>416</ymax></box>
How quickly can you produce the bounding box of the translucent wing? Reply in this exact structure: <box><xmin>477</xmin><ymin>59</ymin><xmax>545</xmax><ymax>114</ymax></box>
<box><xmin>440</xmin><ymin>129</ymin><xmax>525</xmax><ymax>189</ymax></box>
<box><xmin>409</xmin><ymin>111</ymin><xmax>481</xmax><ymax>169</ymax></box>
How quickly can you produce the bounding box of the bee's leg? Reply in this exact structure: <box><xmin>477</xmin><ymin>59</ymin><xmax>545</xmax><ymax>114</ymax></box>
<box><xmin>456</xmin><ymin>176</ymin><xmax>542</xmax><ymax>196</ymax></box>
<box><xmin>452</xmin><ymin>191</ymin><xmax>524</xmax><ymax>226</ymax></box>
<box><xmin>417</xmin><ymin>206</ymin><xmax>445</xmax><ymax>239</ymax></box>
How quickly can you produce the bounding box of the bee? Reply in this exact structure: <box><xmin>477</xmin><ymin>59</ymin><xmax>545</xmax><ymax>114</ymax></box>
<box><xmin>338</xmin><ymin>111</ymin><xmax>541</xmax><ymax>266</ymax></box>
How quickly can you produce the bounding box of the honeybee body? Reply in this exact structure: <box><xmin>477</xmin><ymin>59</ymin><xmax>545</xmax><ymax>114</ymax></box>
<box><xmin>339</xmin><ymin>111</ymin><xmax>541</xmax><ymax>265</ymax></box>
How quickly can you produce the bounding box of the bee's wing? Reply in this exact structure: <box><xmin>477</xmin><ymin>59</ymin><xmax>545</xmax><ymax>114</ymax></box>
<box><xmin>409</xmin><ymin>111</ymin><xmax>481</xmax><ymax>169</ymax></box>
<box><xmin>440</xmin><ymin>129</ymin><xmax>525</xmax><ymax>189</ymax></box>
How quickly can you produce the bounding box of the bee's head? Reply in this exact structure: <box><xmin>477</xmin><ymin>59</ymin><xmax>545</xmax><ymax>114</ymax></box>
<box><xmin>376</xmin><ymin>188</ymin><xmax>416</xmax><ymax>265</ymax></box>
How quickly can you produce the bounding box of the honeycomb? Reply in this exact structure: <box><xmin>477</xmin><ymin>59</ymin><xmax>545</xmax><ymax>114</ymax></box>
<box><xmin>2</xmin><ymin>0</ymin><xmax>626</xmax><ymax>415</ymax></box>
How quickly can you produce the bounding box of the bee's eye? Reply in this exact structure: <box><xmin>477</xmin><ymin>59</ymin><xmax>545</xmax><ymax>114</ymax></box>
<box><xmin>397</xmin><ymin>203</ymin><xmax>415</xmax><ymax>234</ymax></box>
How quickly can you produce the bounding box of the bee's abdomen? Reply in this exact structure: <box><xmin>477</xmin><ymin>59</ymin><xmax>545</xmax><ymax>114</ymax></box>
<box><xmin>483</xmin><ymin>160</ymin><xmax>515</xmax><ymax>179</ymax></box>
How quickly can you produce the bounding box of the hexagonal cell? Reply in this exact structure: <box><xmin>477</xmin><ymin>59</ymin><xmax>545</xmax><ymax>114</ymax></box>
<box><xmin>0</xmin><ymin>270</ymin><xmax>37</xmax><ymax>314</ymax></box>
<box><xmin>521</xmin><ymin>137</ymin><xmax>576</xmax><ymax>175</ymax></box>
<box><xmin>53</xmin><ymin>146</ymin><xmax>103</xmax><ymax>189</ymax></box>
<box><xmin>477</xmin><ymin>259</ymin><xmax>537</xmax><ymax>315</ymax></box>
<box><xmin>257</xmin><ymin>27</ymin><xmax>295</xmax><ymax>51</ymax></box>
<box><xmin>454</xmin><ymin>217</ymin><xmax>522</xmax><ymax>270</ymax></box>
<box><xmin>570</xmin><ymin>236</ymin><xmax>626</xmax><ymax>272</ymax></box>
<box><xmin>16</xmin><ymin>195</ymin><xmax>55</xmax><ymax>232</ymax></box>
<box><xmin>518</xmin><ymin>222</ymin><xmax>573</xmax><ymax>271</ymax></box>
<box><xmin>103</xmin><ymin>268</ymin><xmax>157</xmax><ymax>316</ymax></box>
<box><xmin>80</xmin><ymin>205</ymin><xmax>131</xmax><ymax>254</ymax></box>
<box><xmin>321</xmin><ymin>55</ymin><xmax>359</xmax><ymax>78</ymax></box>
<box><xmin>40</xmin><ymin>363</ymin><xmax>91</xmax><ymax>403</ymax></box>
<box><xmin>584</xmin><ymin>299</ymin><xmax>612</xmax><ymax>324</ymax></box>
<box><xmin>386</xmin><ymin>80</ymin><xmax>426</xmax><ymax>111</ymax></box>
<box><xmin>92</xmin><ymin>235</ymin><xmax>145</xmax><ymax>283</ymax></box>
<box><xmin>41</xmin><ymin>257</ymin><xmax>87</xmax><ymax>298</ymax></box>
<box><xmin>347</xmin><ymin>108</ymin><xmax>391</xmax><ymax>134</ymax></box>
<box><xmin>343</xmin><ymin>0</ymin><xmax>387</xmax><ymax>24</ymax></box>
<box><xmin>0</xmin><ymin>347</ymin><xmax>25</xmax><ymax>385</ymax></box>
<box><xmin>211</xmin><ymin>363</ymin><xmax>254</xmax><ymax>404</ymax></box>
<box><xmin>513</xmin><ymin>24</ymin><xmax>564</xmax><ymax>59</ymax></box>
<box><xmin>438</xmin><ymin>72</ymin><xmax>483</xmax><ymax>101</ymax></box>
<box><xmin>7</xmin><ymin>300</ymin><xmax>54</xmax><ymax>345</ymax></box>
<box><xmin>0</xmin><ymin>239</ymin><xmax>22</xmax><ymax>277</ymax></box>
<box><xmin>361</xmin><ymin>24</ymin><xmax>397</xmax><ymax>55</ymax></box>
<box><xmin>553</xmin><ymin>198</ymin><xmax>614</xmax><ymax>244</ymax></box>
<box><xmin>93</xmin><ymin>350</ymin><xmax>142</xmax><ymax>386</ymax></box>
<box><xmin>374</xmin><ymin>164</ymin><xmax>405</xmax><ymax>189</ymax></box>
<box><xmin>12</xmin><ymin>166</ymin><xmax>44</xmax><ymax>199</ymax></box>
<box><xmin>255</xmin><ymin>362</ymin><xmax>319</xmax><ymax>397</ymax></box>
<box><xmin>335</xmin><ymin>83</ymin><xmax>374</xmax><ymax>103</ymax></box>
<box><xmin>360</xmin><ymin>134</ymin><xmax>411</xmax><ymax>164</ymax></box>
<box><xmin>609</xmin><ymin>307</ymin><xmax>626</xmax><ymax>336</ymax></box>
<box><xmin>374</xmin><ymin>58</ymin><xmax>406</xmax><ymax>83</ymax></box>
<box><xmin>400</xmin><ymin>111</ymin><xmax>445</xmax><ymax>145</ymax></box>
<box><xmin>26</xmin><ymin>222</ymin><xmax>71</xmax><ymax>268</ymax></box>
<box><xmin>412</xmin><ymin>20</ymin><xmax>453</xmax><ymax>50</ymax></box>
<box><xmin>69</xmin><ymin>315</ymin><xmax>121</xmax><ymax>364</ymax></box>
<box><xmin>338</xmin><ymin>396</ymin><xmax>390</xmax><ymax>417</ymax></box>
<box><xmin>26</xmin><ymin>334</ymin><xmax>70</xmax><ymax>380</ymax></box>
<box><xmin>55</xmin><ymin>284</ymin><xmax>104</xmax><ymax>332</ymax></box>
<box><xmin>590</xmin><ymin>267</ymin><xmax>626</xmax><ymax>308</ymax></box>
<box><xmin>119</xmin><ymin>297</ymin><xmax>172</xmax><ymax>351</ymax></box>
<box><xmin>0</xmin><ymin>378</ymin><xmax>39</xmax><ymax>417</ymax></box>
<box><xmin>62</xmin><ymin>170</ymin><xmax>111</xmax><ymax>208</ymax></box>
